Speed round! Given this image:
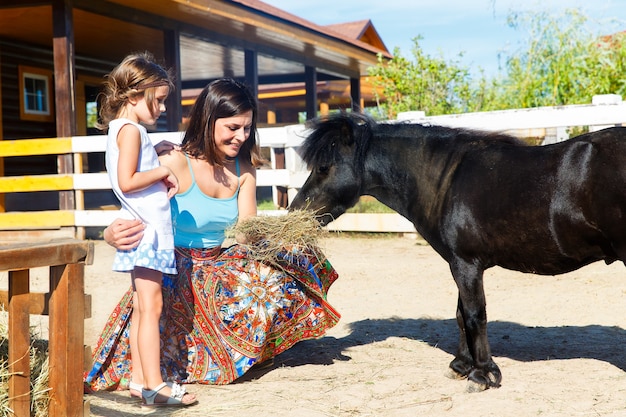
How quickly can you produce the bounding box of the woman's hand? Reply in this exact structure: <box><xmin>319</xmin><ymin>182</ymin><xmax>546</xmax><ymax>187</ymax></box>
<box><xmin>103</xmin><ymin>218</ymin><xmax>145</xmax><ymax>250</ymax></box>
<box><xmin>154</xmin><ymin>140</ymin><xmax>181</xmax><ymax>156</ymax></box>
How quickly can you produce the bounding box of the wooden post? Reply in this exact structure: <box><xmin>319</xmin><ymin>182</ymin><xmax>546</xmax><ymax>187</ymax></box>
<box><xmin>52</xmin><ymin>0</ymin><xmax>77</xmax><ymax>232</ymax></box>
<box><xmin>273</xmin><ymin>148</ymin><xmax>288</xmax><ymax>208</ymax></box>
<box><xmin>266</xmin><ymin>107</ymin><xmax>277</xmax><ymax>124</ymax></box>
<box><xmin>1</xmin><ymin>239</ymin><xmax>93</xmax><ymax>417</ymax></box>
<box><xmin>48</xmin><ymin>262</ymin><xmax>86</xmax><ymax>416</ymax></box>
<box><xmin>350</xmin><ymin>76</ymin><xmax>361</xmax><ymax>113</ymax></box>
<box><xmin>320</xmin><ymin>101</ymin><xmax>329</xmax><ymax>116</ymax></box>
<box><xmin>8</xmin><ymin>269</ymin><xmax>31</xmax><ymax>417</ymax></box>
<box><xmin>164</xmin><ymin>29</ymin><xmax>182</xmax><ymax>132</ymax></box>
<box><xmin>245</xmin><ymin>49</ymin><xmax>259</xmax><ymax>98</ymax></box>
<box><xmin>0</xmin><ymin>51</ymin><xmax>4</xmax><ymax>212</ymax></box>
<box><xmin>305</xmin><ymin>66</ymin><xmax>317</xmax><ymax>120</ymax></box>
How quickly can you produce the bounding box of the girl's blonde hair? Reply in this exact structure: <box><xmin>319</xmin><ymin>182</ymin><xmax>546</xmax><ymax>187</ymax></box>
<box><xmin>96</xmin><ymin>51</ymin><xmax>174</xmax><ymax>131</ymax></box>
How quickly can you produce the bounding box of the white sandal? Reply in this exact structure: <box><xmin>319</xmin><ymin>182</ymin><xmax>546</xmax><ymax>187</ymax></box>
<box><xmin>142</xmin><ymin>382</ymin><xmax>197</xmax><ymax>407</ymax></box>
<box><xmin>130</xmin><ymin>380</ymin><xmax>177</xmax><ymax>399</ymax></box>
<box><xmin>128</xmin><ymin>381</ymin><xmax>143</xmax><ymax>399</ymax></box>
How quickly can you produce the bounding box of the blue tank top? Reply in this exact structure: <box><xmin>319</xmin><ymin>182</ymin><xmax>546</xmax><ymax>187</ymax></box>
<box><xmin>171</xmin><ymin>155</ymin><xmax>239</xmax><ymax>248</ymax></box>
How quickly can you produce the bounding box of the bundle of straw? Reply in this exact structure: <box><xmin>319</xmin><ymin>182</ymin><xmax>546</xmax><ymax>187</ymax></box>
<box><xmin>228</xmin><ymin>209</ymin><xmax>328</xmax><ymax>269</ymax></box>
<box><xmin>0</xmin><ymin>312</ymin><xmax>50</xmax><ymax>417</ymax></box>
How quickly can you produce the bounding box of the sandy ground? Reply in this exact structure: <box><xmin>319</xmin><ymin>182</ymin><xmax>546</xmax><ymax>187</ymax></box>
<box><xmin>81</xmin><ymin>234</ymin><xmax>626</xmax><ymax>417</ymax></box>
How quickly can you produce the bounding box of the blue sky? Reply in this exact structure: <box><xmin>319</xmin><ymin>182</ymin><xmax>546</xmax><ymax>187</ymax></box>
<box><xmin>263</xmin><ymin>0</ymin><xmax>626</xmax><ymax>77</ymax></box>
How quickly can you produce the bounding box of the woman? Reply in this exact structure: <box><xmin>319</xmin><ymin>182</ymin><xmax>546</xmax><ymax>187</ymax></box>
<box><xmin>84</xmin><ymin>78</ymin><xmax>340</xmax><ymax>395</ymax></box>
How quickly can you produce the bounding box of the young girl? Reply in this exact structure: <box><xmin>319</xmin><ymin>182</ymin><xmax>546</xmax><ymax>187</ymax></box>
<box><xmin>98</xmin><ymin>52</ymin><xmax>196</xmax><ymax>407</ymax></box>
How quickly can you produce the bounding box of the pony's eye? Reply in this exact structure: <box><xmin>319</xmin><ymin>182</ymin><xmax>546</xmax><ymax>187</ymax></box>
<box><xmin>318</xmin><ymin>166</ymin><xmax>330</xmax><ymax>175</ymax></box>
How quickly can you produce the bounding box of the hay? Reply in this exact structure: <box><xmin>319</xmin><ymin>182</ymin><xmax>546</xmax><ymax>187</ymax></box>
<box><xmin>228</xmin><ymin>209</ymin><xmax>329</xmax><ymax>269</ymax></box>
<box><xmin>0</xmin><ymin>312</ymin><xmax>50</xmax><ymax>417</ymax></box>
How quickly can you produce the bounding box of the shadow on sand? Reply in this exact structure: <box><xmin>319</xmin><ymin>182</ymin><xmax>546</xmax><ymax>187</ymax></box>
<box><xmin>244</xmin><ymin>317</ymin><xmax>626</xmax><ymax>379</ymax></box>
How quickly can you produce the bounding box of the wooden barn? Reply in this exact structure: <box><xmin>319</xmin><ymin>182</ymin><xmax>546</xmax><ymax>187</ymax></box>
<box><xmin>0</xmin><ymin>0</ymin><xmax>391</xmax><ymax>212</ymax></box>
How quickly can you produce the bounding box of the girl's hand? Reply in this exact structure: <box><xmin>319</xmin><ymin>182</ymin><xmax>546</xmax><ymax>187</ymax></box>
<box><xmin>163</xmin><ymin>168</ymin><xmax>179</xmax><ymax>199</ymax></box>
<box><xmin>103</xmin><ymin>218</ymin><xmax>145</xmax><ymax>250</ymax></box>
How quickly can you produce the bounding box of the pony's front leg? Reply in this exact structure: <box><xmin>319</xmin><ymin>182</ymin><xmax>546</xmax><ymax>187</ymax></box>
<box><xmin>447</xmin><ymin>296</ymin><xmax>473</xmax><ymax>379</ymax></box>
<box><xmin>450</xmin><ymin>260</ymin><xmax>502</xmax><ymax>392</ymax></box>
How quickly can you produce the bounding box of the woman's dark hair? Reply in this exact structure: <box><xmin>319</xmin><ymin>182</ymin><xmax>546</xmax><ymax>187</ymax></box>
<box><xmin>181</xmin><ymin>78</ymin><xmax>264</xmax><ymax>167</ymax></box>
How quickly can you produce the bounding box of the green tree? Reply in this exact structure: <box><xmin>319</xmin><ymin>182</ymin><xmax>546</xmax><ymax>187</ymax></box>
<box><xmin>591</xmin><ymin>32</ymin><xmax>626</xmax><ymax>97</ymax></box>
<box><xmin>368</xmin><ymin>36</ymin><xmax>487</xmax><ymax>119</ymax></box>
<box><xmin>495</xmin><ymin>9</ymin><xmax>626</xmax><ymax>109</ymax></box>
<box><xmin>368</xmin><ymin>8</ymin><xmax>626</xmax><ymax>117</ymax></box>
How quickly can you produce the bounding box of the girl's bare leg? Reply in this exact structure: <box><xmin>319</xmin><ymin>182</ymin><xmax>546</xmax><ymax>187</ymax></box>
<box><xmin>129</xmin><ymin>285</ymin><xmax>143</xmax><ymax>397</ymax></box>
<box><xmin>133</xmin><ymin>267</ymin><xmax>196</xmax><ymax>404</ymax></box>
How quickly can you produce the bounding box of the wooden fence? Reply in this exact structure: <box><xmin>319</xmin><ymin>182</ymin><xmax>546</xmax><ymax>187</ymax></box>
<box><xmin>0</xmin><ymin>128</ymin><xmax>305</xmax><ymax>239</ymax></box>
<box><xmin>0</xmin><ymin>94</ymin><xmax>625</xmax><ymax>239</ymax></box>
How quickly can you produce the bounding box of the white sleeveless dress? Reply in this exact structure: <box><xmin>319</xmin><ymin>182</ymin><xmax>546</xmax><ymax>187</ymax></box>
<box><xmin>105</xmin><ymin>118</ymin><xmax>176</xmax><ymax>274</ymax></box>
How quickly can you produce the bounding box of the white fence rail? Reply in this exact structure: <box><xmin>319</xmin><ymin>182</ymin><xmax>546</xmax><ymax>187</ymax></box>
<box><xmin>398</xmin><ymin>94</ymin><xmax>626</xmax><ymax>144</ymax></box>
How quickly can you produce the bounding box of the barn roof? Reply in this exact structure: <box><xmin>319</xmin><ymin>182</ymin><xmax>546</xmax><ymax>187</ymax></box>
<box><xmin>0</xmin><ymin>0</ymin><xmax>392</xmax><ymax>86</ymax></box>
<box><xmin>324</xmin><ymin>19</ymin><xmax>390</xmax><ymax>53</ymax></box>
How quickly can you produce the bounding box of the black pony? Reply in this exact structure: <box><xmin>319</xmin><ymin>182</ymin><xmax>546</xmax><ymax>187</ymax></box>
<box><xmin>290</xmin><ymin>112</ymin><xmax>626</xmax><ymax>392</ymax></box>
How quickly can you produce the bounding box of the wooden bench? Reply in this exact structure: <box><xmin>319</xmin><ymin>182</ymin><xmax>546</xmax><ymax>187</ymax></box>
<box><xmin>0</xmin><ymin>239</ymin><xmax>93</xmax><ymax>417</ymax></box>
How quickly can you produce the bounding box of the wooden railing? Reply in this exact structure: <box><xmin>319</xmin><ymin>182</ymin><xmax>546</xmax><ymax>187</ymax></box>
<box><xmin>0</xmin><ymin>239</ymin><xmax>93</xmax><ymax>417</ymax></box>
<box><xmin>0</xmin><ymin>95</ymin><xmax>625</xmax><ymax>238</ymax></box>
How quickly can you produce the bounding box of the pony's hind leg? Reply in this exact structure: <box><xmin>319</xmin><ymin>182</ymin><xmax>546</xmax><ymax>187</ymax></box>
<box><xmin>450</xmin><ymin>260</ymin><xmax>502</xmax><ymax>392</ymax></box>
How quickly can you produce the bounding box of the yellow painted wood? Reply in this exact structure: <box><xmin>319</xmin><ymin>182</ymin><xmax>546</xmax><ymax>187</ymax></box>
<box><xmin>0</xmin><ymin>175</ymin><xmax>74</xmax><ymax>192</ymax></box>
<box><xmin>0</xmin><ymin>57</ymin><xmax>4</xmax><ymax>213</ymax></box>
<box><xmin>0</xmin><ymin>130</ymin><xmax>294</xmax><ymax>231</ymax></box>
<box><xmin>0</xmin><ymin>211</ymin><xmax>75</xmax><ymax>229</ymax></box>
<box><xmin>0</xmin><ymin>138</ymin><xmax>72</xmax><ymax>157</ymax></box>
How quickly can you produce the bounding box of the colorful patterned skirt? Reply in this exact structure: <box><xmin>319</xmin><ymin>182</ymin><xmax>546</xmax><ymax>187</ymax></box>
<box><xmin>84</xmin><ymin>243</ymin><xmax>340</xmax><ymax>391</ymax></box>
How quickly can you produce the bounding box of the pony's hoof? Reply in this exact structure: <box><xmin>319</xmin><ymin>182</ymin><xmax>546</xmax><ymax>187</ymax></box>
<box><xmin>444</xmin><ymin>368</ymin><xmax>467</xmax><ymax>380</ymax></box>
<box><xmin>466</xmin><ymin>379</ymin><xmax>489</xmax><ymax>393</ymax></box>
<box><xmin>466</xmin><ymin>368</ymin><xmax>501</xmax><ymax>392</ymax></box>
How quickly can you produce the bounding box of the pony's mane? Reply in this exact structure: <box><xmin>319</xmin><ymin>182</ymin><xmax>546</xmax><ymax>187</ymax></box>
<box><xmin>300</xmin><ymin>113</ymin><xmax>527</xmax><ymax>170</ymax></box>
<box><xmin>301</xmin><ymin>112</ymin><xmax>372</xmax><ymax>169</ymax></box>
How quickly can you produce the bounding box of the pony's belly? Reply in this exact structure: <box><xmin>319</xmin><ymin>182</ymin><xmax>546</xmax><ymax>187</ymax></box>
<box><xmin>495</xmin><ymin>254</ymin><xmax>607</xmax><ymax>276</ymax></box>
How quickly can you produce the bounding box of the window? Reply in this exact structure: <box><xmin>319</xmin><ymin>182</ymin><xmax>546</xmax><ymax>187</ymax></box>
<box><xmin>86</xmin><ymin>101</ymin><xmax>98</xmax><ymax>128</ymax></box>
<box><xmin>19</xmin><ymin>66</ymin><xmax>54</xmax><ymax>122</ymax></box>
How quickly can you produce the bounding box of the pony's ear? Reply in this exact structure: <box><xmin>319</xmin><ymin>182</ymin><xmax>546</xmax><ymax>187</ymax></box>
<box><xmin>332</xmin><ymin>113</ymin><xmax>365</xmax><ymax>147</ymax></box>
<box><xmin>339</xmin><ymin>121</ymin><xmax>354</xmax><ymax>146</ymax></box>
